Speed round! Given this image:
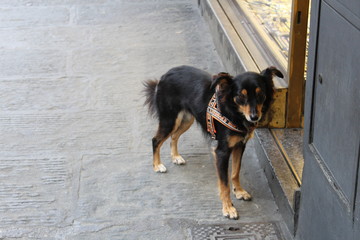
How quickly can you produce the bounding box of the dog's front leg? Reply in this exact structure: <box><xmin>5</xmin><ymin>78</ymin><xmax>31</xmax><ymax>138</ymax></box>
<box><xmin>215</xmin><ymin>144</ymin><xmax>238</xmax><ymax>220</ymax></box>
<box><xmin>231</xmin><ymin>143</ymin><xmax>252</xmax><ymax>200</ymax></box>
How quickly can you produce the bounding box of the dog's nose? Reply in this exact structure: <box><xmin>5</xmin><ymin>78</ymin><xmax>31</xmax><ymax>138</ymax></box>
<box><xmin>250</xmin><ymin>114</ymin><xmax>259</xmax><ymax>121</ymax></box>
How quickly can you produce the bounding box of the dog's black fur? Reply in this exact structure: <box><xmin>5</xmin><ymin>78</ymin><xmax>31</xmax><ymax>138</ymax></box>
<box><xmin>144</xmin><ymin>65</ymin><xmax>283</xmax><ymax>219</ymax></box>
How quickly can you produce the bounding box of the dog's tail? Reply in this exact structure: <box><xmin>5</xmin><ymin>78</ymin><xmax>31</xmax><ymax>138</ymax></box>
<box><xmin>143</xmin><ymin>79</ymin><xmax>159</xmax><ymax>117</ymax></box>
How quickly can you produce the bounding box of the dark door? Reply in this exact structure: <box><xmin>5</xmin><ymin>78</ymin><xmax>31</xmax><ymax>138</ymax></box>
<box><xmin>297</xmin><ymin>0</ymin><xmax>360</xmax><ymax>239</ymax></box>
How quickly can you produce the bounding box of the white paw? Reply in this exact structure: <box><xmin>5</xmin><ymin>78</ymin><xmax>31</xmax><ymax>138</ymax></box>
<box><xmin>222</xmin><ymin>205</ymin><xmax>239</xmax><ymax>220</ymax></box>
<box><xmin>153</xmin><ymin>164</ymin><xmax>167</xmax><ymax>173</ymax></box>
<box><xmin>233</xmin><ymin>189</ymin><xmax>252</xmax><ymax>201</ymax></box>
<box><xmin>172</xmin><ymin>155</ymin><xmax>186</xmax><ymax>165</ymax></box>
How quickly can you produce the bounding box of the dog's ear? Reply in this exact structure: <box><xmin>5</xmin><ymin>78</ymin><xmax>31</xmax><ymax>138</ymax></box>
<box><xmin>260</xmin><ymin>66</ymin><xmax>284</xmax><ymax>79</ymax></box>
<box><xmin>210</xmin><ymin>72</ymin><xmax>233</xmax><ymax>90</ymax></box>
<box><xmin>259</xmin><ymin>67</ymin><xmax>283</xmax><ymax>115</ymax></box>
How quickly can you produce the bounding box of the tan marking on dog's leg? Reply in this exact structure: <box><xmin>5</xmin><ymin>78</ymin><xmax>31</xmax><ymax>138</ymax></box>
<box><xmin>170</xmin><ymin>112</ymin><xmax>194</xmax><ymax>165</ymax></box>
<box><xmin>228</xmin><ymin>135</ymin><xmax>244</xmax><ymax>148</ymax></box>
<box><xmin>153</xmin><ymin>137</ymin><xmax>167</xmax><ymax>173</ymax></box>
<box><xmin>153</xmin><ymin>120</ymin><xmax>176</xmax><ymax>173</ymax></box>
<box><xmin>219</xmin><ymin>182</ymin><xmax>238</xmax><ymax>219</ymax></box>
<box><xmin>152</xmin><ymin>112</ymin><xmax>187</xmax><ymax>172</ymax></box>
<box><xmin>213</xmin><ymin>148</ymin><xmax>238</xmax><ymax>219</ymax></box>
<box><xmin>231</xmin><ymin>147</ymin><xmax>252</xmax><ymax>200</ymax></box>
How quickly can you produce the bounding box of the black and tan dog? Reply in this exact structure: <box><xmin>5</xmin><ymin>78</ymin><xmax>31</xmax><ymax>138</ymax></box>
<box><xmin>144</xmin><ymin>65</ymin><xmax>283</xmax><ymax>219</ymax></box>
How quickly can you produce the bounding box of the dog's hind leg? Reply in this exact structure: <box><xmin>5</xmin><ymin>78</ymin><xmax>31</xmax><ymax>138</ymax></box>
<box><xmin>170</xmin><ymin>111</ymin><xmax>194</xmax><ymax>165</ymax></box>
<box><xmin>152</xmin><ymin>117</ymin><xmax>176</xmax><ymax>173</ymax></box>
<box><xmin>231</xmin><ymin>144</ymin><xmax>252</xmax><ymax>201</ymax></box>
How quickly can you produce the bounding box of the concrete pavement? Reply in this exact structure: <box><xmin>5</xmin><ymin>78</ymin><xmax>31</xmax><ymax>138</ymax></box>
<box><xmin>0</xmin><ymin>0</ymin><xmax>290</xmax><ymax>239</ymax></box>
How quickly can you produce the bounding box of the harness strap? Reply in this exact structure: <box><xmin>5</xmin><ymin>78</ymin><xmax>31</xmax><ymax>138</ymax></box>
<box><xmin>206</xmin><ymin>92</ymin><xmax>245</xmax><ymax>139</ymax></box>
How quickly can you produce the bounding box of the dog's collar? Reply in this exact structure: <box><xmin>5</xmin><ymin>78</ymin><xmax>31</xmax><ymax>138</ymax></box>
<box><xmin>206</xmin><ymin>89</ymin><xmax>252</xmax><ymax>139</ymax></box>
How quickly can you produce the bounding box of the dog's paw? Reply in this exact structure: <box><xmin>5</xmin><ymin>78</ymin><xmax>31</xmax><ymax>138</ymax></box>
<box><xmin>222</xmin><ymin>205</ymin><xmax>239</xmax><ymax>220</ymax></box>
<box><xmin>233</xmin><ymin>188</ymin><xmax>252</xmax><ymax>201</ymax></box>
<box><xmin>172</xmin><ymin>155</ymin><xmax>186</xmax><ymax>165</ymax></box>
<box><xmin>153</xmin><ymin>164</ymin><xmax>167</xmax><ymax>173</ymax></box>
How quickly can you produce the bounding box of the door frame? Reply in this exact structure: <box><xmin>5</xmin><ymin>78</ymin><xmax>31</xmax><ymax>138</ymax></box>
<box><xmin>286</xmin><ymin>0</ymin><xmax>310</xmax><ymax>127</ymax></box>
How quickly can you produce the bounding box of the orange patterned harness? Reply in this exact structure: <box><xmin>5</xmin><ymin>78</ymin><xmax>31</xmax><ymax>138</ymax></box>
<box><xmin>206</xmin><ymin>89</ymin><xmax>245</xmax><ymax>139</ymax></box>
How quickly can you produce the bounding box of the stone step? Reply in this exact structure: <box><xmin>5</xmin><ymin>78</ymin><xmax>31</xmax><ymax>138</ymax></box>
<box><xmin>254</xmin><ymin>129</ymin><xmax>303</xmax><ymax>234</ymax></box>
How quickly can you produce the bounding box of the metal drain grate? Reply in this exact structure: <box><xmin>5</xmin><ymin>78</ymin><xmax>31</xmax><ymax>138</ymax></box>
<box><xmin>191</xmin><ymin>222</ymin><xmax>284</xmax><ymax>240</ymax></box>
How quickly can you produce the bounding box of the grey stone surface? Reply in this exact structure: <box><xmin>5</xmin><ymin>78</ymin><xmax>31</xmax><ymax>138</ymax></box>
<box><xmin>272</xmin><ymin>128</ymin><xmax>304</xmax><ymax>178</ymax></box>
<box><xmin>0</xmin><ymin>0</ymin><xmax>290</xmax><ymax>239</ymax></box>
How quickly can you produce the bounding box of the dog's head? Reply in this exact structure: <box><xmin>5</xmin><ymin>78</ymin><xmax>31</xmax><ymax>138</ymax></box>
<box><xmin>211</xmin><ymin>67</ymin><xmax>283</xmax><ymax>123</ymax></box>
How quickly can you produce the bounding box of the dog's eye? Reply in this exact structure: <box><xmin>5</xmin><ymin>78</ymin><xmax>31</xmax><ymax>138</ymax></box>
<box><xmin>256</xmin><ymin>92</ymin><xmax>266</xmax><ymax>103</ymax></box>
<box><xmin>234</xmin><ymin>94</ymin><xmax>247</xmax><ymax>105</ymax></box>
